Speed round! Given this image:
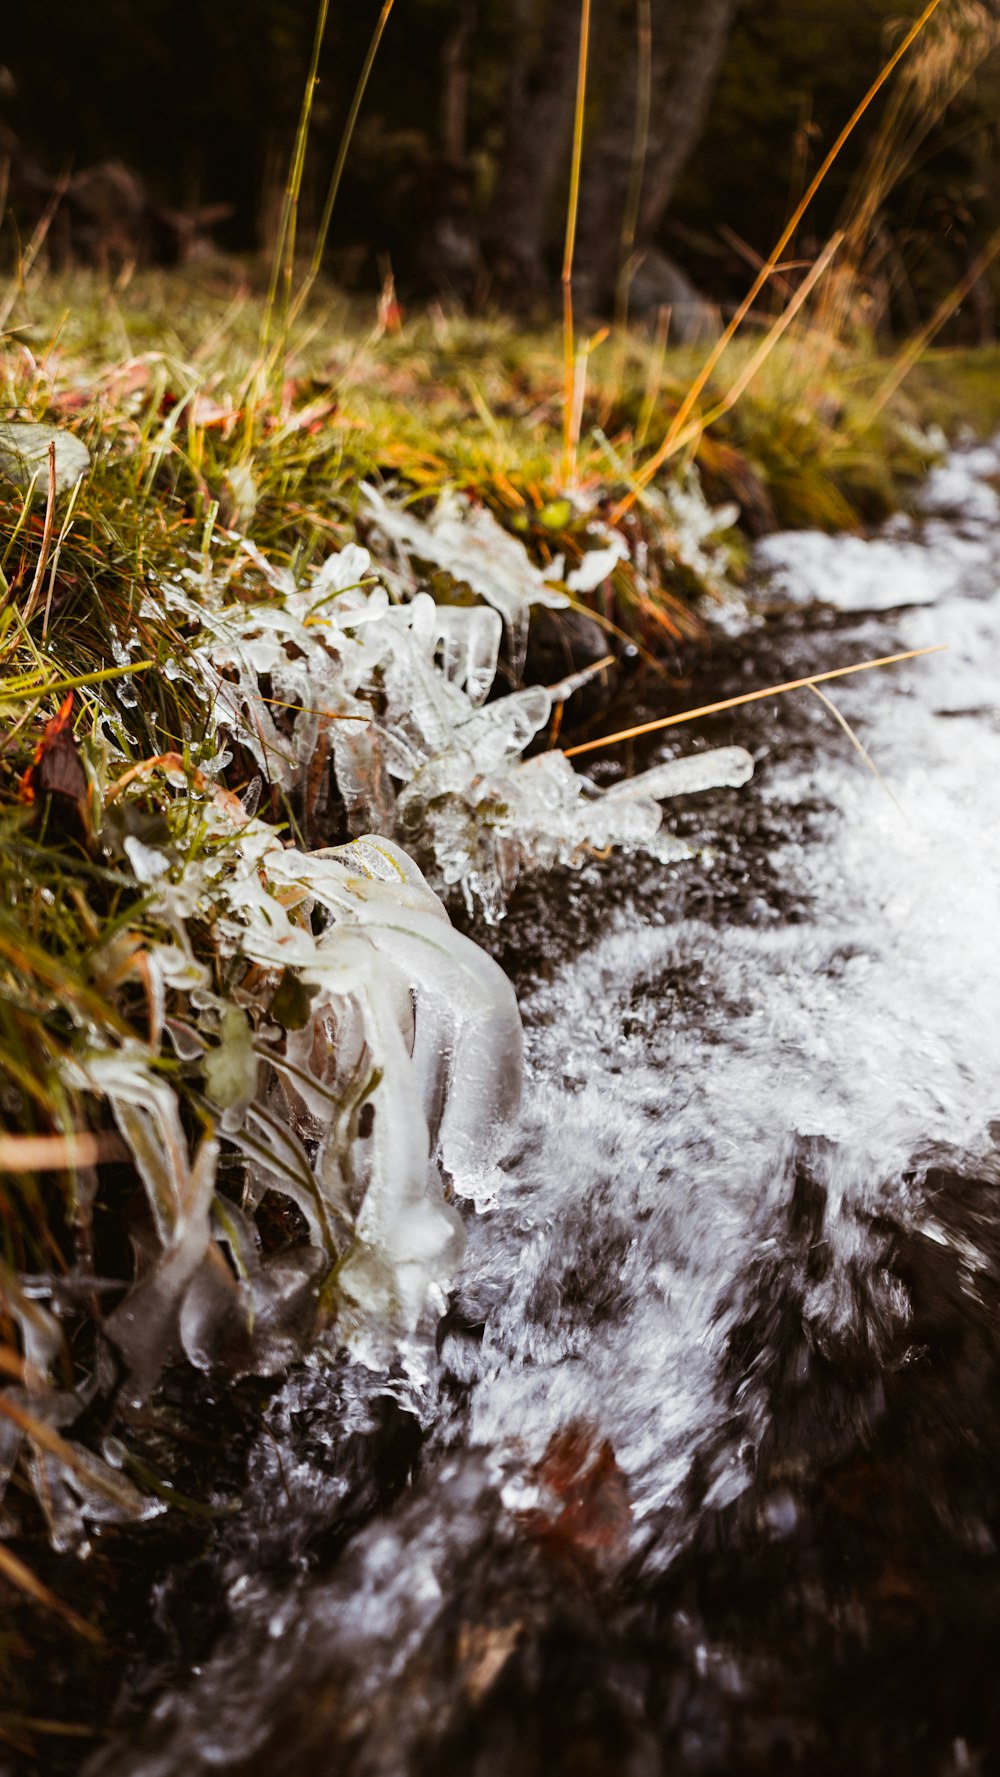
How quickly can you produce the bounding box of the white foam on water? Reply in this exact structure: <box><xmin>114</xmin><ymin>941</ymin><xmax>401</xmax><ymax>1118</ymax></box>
<box><xmin>457</xmin><ymin>434</ymin><xmax>1000</xmax><ymax>1543</ymax></box>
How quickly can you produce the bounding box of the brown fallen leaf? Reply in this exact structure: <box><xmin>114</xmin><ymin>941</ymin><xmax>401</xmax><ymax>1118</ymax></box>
<box><xmin>519</xmin><ymin>1420</ymin><xmax>632</xmax><ymax>1575</ymax></box>
<box><xmin>18</xmin><ymin>692</ymin><xmax>88</xmax><ymax>837</ymax></box>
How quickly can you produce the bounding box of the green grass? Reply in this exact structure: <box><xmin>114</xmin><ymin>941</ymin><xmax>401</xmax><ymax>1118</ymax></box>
<box><xmin>4</xmin><ymin>262</ymin><xmax>992</xmax><ymax>671</ymax></box>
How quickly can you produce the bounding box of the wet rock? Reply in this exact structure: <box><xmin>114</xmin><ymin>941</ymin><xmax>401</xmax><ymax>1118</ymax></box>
<box><xmin>627</xmin><ymin>249</ymin><xmax>720</xmax><ymax>343</ymax></box>
<box><xmin>523</xmin><ymin>606</ymin><xmax>617</xmax><ymax>724</ymax></box>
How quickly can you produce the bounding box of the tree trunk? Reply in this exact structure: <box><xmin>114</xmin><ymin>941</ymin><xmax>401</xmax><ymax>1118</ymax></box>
<box><xmin>573</xmin><ymin>0</ymin><xmax>738</xmax><ymax>314</ymax></box>
<box><xmin>441</xmin><ymin>1</ymin><xmax>477</xmax><ymax>165</ymax></box>
<box><xmin>483</xmin><ymin>0</ymin><xmax>583</xmax><ymax>302</ymax></box>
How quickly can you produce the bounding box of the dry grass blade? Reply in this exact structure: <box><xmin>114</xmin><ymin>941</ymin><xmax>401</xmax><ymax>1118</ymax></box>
<box><xmin>806</xmin><ymin>681</ymin><xmax>905</xmax><ymax>818</ymax></box>
<box><xmin>0</xmin><ymin>1347</ymin><xmax>26</xmax><ymax>1382</ymax></box>
<box><xmin>860</xmin><ymin>228</ymin><xmax>1000</xmax><ymax>430</ymax></box>
<box><xmin>613</xmin><ymin>0</ymin><xmax>945</xmax><ymax>518</ymax></box>
<box><xmin>0</xmin><ymin>172</ymin><xmax>71</xmax><ymax>331</ymax></box>
<box><xmin>0</xmin><ymin>1716</ymin><xmax>95</xmax><ymax>1741</ymax></box>
<box><xmin>562</xmin><ymin>645</ymin><xmax>946</xmax><ymax>757</ymax></box>
<box><xmin>41</xmin><ymin>472</ymin><xmax>86</xmax><ymax>641</ymax></box>
<box><xmin>0</xmin><ymin>1133</ymin><xmax>127</xmax><ymax>1172</ymax></box>
<box><xmin>21</xmin><ymin>442</ymin><xmax>57</xmax><ymax>630</ymax></box>
<box><xmin>260</xmin><ymin>0</ymin><xmax>332</xmax><ymax>356</ymax></box>
<box><xmin>561</xmin><ymin>0</ymin><xmax>592</xmax><ymax>489</ymax></box>
<box><xmin>0</xmin><ymin>1542</ymin><xmax>99</xmax><ymax>1642</ymax></box>
<box><xmin>645</xmin><ymin>231</ymin><xmax>844</xmax><ymax>468</ymax></box>
<box><xmin>298</xmin><ymin>0</ymin><xmax>398</xmax><ymax>314</ymax></box>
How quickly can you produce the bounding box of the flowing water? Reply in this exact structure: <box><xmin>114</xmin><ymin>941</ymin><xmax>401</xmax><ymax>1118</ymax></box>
<box><xmin>89</xmin><ymin>440</ymin><xmax>1000</xmax><ymax>1776</ymax></box>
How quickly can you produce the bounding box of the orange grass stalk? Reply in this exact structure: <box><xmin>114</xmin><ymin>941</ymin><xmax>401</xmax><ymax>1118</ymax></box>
<box><xmin>562</xmin><ymin>645</ymin><xmax>945</xmax><ymax>757</ymax></box>
<box><xmin>655</xmin><ymin>230</ymin><xmax>844</xmax><ymax>463</ymax></box>
<box><xmin>0</xmin><ymin>1543</ymin><xmax>98</xmax><ymax>1641</ymax></box>
<box><xmin>611</xmin><ymin>0</ymin><xmax>945</xmax><ymax>521</ymax></box>
<box><xmin>562</xmin><ymin>0</ymin><xmax>593</xmax><ymax>489</ymax></box>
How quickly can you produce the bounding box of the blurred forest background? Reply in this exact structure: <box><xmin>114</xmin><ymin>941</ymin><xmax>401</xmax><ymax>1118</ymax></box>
<box><xmin>1</xmin><ymin>0</ymin><xmax>999</xmax><ymax>336</ymax></box>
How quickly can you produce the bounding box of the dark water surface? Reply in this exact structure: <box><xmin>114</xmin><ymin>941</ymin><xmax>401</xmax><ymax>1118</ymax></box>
<box><xmin>73</xmin><ymin>441</ymin><xmax>1000</xmax><ymax>1777</ymax></box>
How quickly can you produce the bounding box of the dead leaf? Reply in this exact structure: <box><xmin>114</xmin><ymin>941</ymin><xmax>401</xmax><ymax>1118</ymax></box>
<box><xmin>18</xmin><ymin>692</ymin><xmax>88</xmax><ymax>834</ymax></box>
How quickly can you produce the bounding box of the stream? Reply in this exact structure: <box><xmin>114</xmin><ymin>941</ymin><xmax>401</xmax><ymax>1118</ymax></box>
<box><xmin>86</xmin><ymin>437</ymin><xmax>1000</xmax><ymax>1777</ymax></box>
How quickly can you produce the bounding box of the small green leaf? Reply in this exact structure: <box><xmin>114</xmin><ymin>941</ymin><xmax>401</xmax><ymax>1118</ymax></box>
<box><xmin>269</xmin><ymin>968</ymin><xmax>317</xmax><ymax>1032</ymax></box>
<box><xmin>538</xmin><ymin>498</ymin><xmax>574</xmax><ymax>532</ymax></box>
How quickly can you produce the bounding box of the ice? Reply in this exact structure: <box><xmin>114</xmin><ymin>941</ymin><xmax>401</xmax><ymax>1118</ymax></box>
<box><xmin>361</xmin><ymin>484</ymin><xmax>568</xmax><ymax>674</ymax></box>
<box><xmin>178</xmin><ymin>1219</ymin><xmax>325</xmax><ymax>1380</ymax></box>
<box><xmin>21</xmin><ymin>1399</ymin><xmax>156</xmax><ymax>1553</ymax></box>
<box><xmin>427</xmin><ymin>604</ymin><xmax>503</xmax><ymax>704</ymax></box>
<box><xmin>175</xmin><ymin>545</ymin><xmax>743</xmax><ymax>919</ymax></box>
<box><xmin>0</xmin><ymin>1262</ymin><xmax>64</xmax><ymax>1377</ymax></box>
<box><xmin>566</xmin><ymin>529</ymin><xmax>629</xmax><ymax>593</ymax></box>
<box><xmin>12</xmin><ymin>510</ymin><xmax>756</xmax><ymax>1478</ymax></box>
<box><xmin>76</xmin><ymin>434</ymin><xmax>1000</xmax><ymax>1773</ymax></box>
<box><xmin>604</xmin><ymin>745</ymin><xmax>755</xmax><ymax>800</ymax></box>
<box><xmin>70</xmin><ymin>810</ymin><xmax>527</xmax><ymax>1378</ymax></box>
<box><xmin>0</xmin><ymin>1381</ymin><xmax>157</xmax><ymax>1552</ymax></box>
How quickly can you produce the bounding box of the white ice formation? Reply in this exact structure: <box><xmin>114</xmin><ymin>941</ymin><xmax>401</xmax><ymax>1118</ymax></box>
<box><xmin>9</xmin><ymin>509</ymin><xmax>753</xmax><ymax>1498</ymax></box>
<box><xmin>163</xmin><ymin>527</ymin><xmax>752</xmax><ymax>921</ymax></box>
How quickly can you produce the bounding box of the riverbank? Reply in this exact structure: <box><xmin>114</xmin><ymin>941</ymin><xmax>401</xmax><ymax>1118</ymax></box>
<box><xmin>7</xmin><ymin>422</ymin><xmax>1000</xmax><ymax>1776</ymax></box>
<box><xmin>1</xmin><ymin>265</ymin><xmax>1000</xmax><ymax>1763</ymax></box>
